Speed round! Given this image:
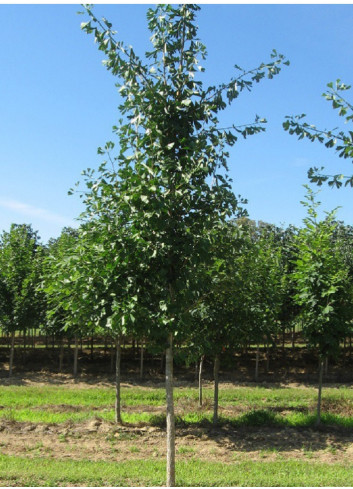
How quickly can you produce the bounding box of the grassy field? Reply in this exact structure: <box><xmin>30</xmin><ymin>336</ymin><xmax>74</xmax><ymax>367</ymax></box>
<box><xmin>0</xmin><ymin>383</ymin><xmax>353</xmax><ymax>427</ymax></box>
<box><xmin>1</xmin><ymin>454</ymin><xmax>353</xmax><ymax>486</ymax></box>
<box><xmin>1</xmin><ymin>378</ymin><xmax>353</xmax><ymax>486</ymax></box>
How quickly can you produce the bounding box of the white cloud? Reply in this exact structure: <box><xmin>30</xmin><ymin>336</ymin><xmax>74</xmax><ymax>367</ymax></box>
<box><xmin>0</xmin><ymin>198</ymin><xmax>75</xmax><ymax>226</ymax></box>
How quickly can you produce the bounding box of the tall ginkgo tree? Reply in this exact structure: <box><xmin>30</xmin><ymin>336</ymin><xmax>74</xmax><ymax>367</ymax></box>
<box><xmin>79</xmin><ymin>4</ymin><xmax>289</xmax><ymax>485</ymax></box>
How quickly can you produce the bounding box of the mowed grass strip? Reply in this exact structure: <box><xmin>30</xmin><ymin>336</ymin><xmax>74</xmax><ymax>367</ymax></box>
<box><xmin>2</xmin><ymin>384</ymin><xmax>353</xmax><ymax>407</ymax></box>
<box><xmin>1</xmin><ymin>384</ymin><xmax>353</xmax><ymax>427</ymax></box>
<box><xmin>0</xmin><ymin>454</ymin><xmax>353</xmax><ymax>486</ymax></box>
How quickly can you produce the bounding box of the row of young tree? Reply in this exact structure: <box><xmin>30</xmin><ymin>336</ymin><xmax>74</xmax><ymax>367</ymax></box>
<box><xmin>1</xmin><ymin>195</ymin><xmax>353</xmax><ymax>402</ymax></box>
<box><xmin>1</xmin><ymin>4</ymin><xmax>353</xmax><ymax>486</ymax></box>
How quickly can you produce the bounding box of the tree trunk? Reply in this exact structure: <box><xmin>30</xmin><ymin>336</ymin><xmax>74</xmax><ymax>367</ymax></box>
<box><xmin>73</xmin><ymin>336</ymin><xmax>78</xmax><ymax>378</ymax></box>
<box><xmin>316</xmin><ymin>357</ymin><xmax>324</xmax><ymax>426</ymax></box>
<box><xmin>282</xmin><ymin>326</ymin><xmax>285</xmax><ymax>354</ymax></box>
<box><xmin>59</xmin><ymin>338</ymin><xmax>64</xmax><ymax>373</ymax></box>
<box><xmin>115</xmin><ymin>336</ymin><xmax>122</xmax><ymax>424</ymax></box>
<box><xmin>213</xmin><ymin>354</ymin><xmax>220</xmax><ymax>425</ymax></box>
<box><xmin>9</xmin><ymin>331</ymin><xmax>15</xmax><ymax>378</ymax></box>
<box><xmin>265</xmin><ymin>341</ymin><xmax>270</xmax><ymax>374</ymax></box>
<box><xmin>292</xmin><ymin>325</ymin><xmax>295</xmax><ymax>349</ymax></box>
<box><xmin>110</xmin><ymin>342</ymin><xmax>115</xmax><ymax>374</ymax></box>
<box><xmin>255</xmin><ymin>344</ymin><xmax>260</xmax><ymax>382</ymax></box>
<box><xmin>140</xmin><ymin>340</ymin><xmax>144</xmax><ymax>380</ymax></box>
<box><xmin>160</xmin><ymin>352</ymin><xmax>165</xmax><ymax>374</ymax></box>
<box><xmin>199</xmin><ymin>355</ymin><xmax>205</xmax><ymax>407</ymax></box>
<box><xmin>324</xmin><ymin>356</ymin><xmax>328</xmax><ymax>377</ymax></box>
<box><xmin>23</xmin><ymin>329</ymin><xmax>26</xmax><ymax>366</ymax></box>
<box><xmin>90</xmin><ymin>335</ymin><xmax>94</xmax><ymax>360</ymax></box>
<box><xmin>166</xmin><ymin>332</ymin><xmax>175</xmax><ymax>487</ymax></box>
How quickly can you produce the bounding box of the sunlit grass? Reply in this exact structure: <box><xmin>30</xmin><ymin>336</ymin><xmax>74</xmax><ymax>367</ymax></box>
<box><xmin>0</xmin><ymin>454</ymin><xmax>352</xmax><ymax>486</ymax></box>
<box><xmin>0</xmin><ymin>384</ymin><xmax>352</xmax><ymax>428</ymax></box>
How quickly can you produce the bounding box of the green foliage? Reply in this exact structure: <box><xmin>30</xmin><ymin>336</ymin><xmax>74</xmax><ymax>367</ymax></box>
<box><xmin>0</xmin><ymin>224</ymin><xmax>43</xmax><ymax>334</ymax></box>
<box><xmin>293</xmin><ymin>187</ymin><xmax>353</xmax><ymax>357</ymax></box>
<box><xmin>283</xmin><ymin>80</ymin><xmax>353</xmax><ymax>188</ymax></box>
<box><xmin>235</xmin><ymin>220</ymin><xmax>285</xmax><ymax>344</ymax></box>
<box><xmin>77</xmin><ymin>4</ymin><xmax>289</xmax><ymax>343</ymax></box>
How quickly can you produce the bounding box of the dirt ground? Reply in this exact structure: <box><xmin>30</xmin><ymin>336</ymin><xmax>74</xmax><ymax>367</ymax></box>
<box><xmin>1</xmin><ymin>373</ymin><xmax>353</xmax><ymax>466</ymax></box>
<box><xmin>1</xmin><ymin>417</ymin><xmax>353</xmax><ymax>465</ymax></box>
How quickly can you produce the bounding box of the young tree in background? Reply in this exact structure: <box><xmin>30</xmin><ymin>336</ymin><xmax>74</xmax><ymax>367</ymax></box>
<box><xmin>0</xmin><ymin>224</ymin><xmax>42</xmax><ymax>377</ymax></box>
<box><xmin>293</xmin><ymin>187</ymin><xmax>353</xmax><ymax>425</ymax></box>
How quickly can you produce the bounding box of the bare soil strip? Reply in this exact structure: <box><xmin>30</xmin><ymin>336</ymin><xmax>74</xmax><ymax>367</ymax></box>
<box><xmin>0</xmin><ymin>418</ymin><xmax>353</xmax><ymax>465</ymax></box>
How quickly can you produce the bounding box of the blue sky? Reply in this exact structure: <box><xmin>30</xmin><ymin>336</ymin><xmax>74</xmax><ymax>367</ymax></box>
<box><xmin>1</xmin><ymin>3</ymin><xmax>353</xmax><ymax>243</ymax></box>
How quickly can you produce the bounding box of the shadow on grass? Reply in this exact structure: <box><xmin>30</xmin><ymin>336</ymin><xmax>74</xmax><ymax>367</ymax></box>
<box><xmin>149</xmin><ymin>408</ymin><xmax>353</xmax><ymax>430</ymax></box>
<box><xmin>145</xmin><ymin>409</ymin><xmax>353</xmax><ymax>456</ymax></box>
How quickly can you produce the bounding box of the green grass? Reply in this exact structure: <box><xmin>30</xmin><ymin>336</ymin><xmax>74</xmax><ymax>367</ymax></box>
<box><xmin>2</xmin><ymin>383</ymin><xmax>353</xmax><ymax>408</ymax></box>
<box><xmin>0</xmin><ymin>454</ymin><xmax>352</xmax><ymax>486</ymax></box>
<box><xmin>2</xmin><ymin>406</ymin><xmax>352</xmax><ymax>430</ymax></box>
<box><xmin>0</xmin><ymin>384</ymin><xmax>353</xmax><ymax>427</ymax></box>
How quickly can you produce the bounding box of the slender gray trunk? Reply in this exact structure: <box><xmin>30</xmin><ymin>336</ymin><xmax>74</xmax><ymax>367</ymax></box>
<box><xmin>292</xmin><ymin>325</ymin><xmax>295</xmax><ymax>349</ymax></box>
<box><xmin>316</xmin><ymin>357</ymin><xmax>324</xmax><ymax>426</ymax></box>
<box><xmin>265</xmin><ymin>340</ymin><xmax>270</xmax><ymax>374</ymax></box>
<box><xmin>115</xmin><ymin>336</ymin><xmax>122</xmax><ymax>424</ymax></box>
<box><xmin>59</xmin><ymin>338</ymin><xmax>64</xmax><ymax>373</ymax></box>
<box><xmin>9</xmin><ymin>331</ymin><xmax>15</xmax><ymax>378</ymax></box>
<box><xmin>166</xmin><ymin>332</ymin><xmax>175</xmax><ymax>487</ymax></box>
<box><xmin>90</xmin><ymin>335</ymin><xmax>94</xmax><ymax>360</ymax></box>
<box><xmin>199</xmin><ymin>355</ymin><xmax>204</xmax><ymax>407</ymax></box>
<box><xmin>213</xmin><ymin>354</ymin><xmax>220</xmax><ymax>425</ymax></box>
<box><xmin>23</xmin><ymin>330</ymin><xmax>26</xmax><ymax>366</ymax></box>
<box><xmin>32</xmin><ymin>329</ymin><xmax>35</xmax><ymax>349</ymax></box>
<box><xmin>324</xmin><ymin>356</ymin><xmax>328</xmax><ymax>377</ymax></box>
<box><xmin>73</xmin><ymin>336</ymin><xmax>78</xmax><ymax>378</ymax></box>
<box><xmin>110</xmin><ymin>342</ymin><xmax>115</xmax><ymax>374</ymax></box>
<box><xmin>140</xmin><ymin>340</ymin><xmax>144</xmax><ymax>380</ymax></box>
<box><xmin>255</xmin><ymin>344</ymin><xmax>259</xmax><ymax>382</ymax></box>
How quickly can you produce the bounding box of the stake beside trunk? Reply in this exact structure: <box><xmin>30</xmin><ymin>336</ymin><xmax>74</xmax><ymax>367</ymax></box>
<box><xmin>213</xmin><ymin>354</ymin><xmax>220</xmax><ymax>425</ymax></box>
<box><xmin>115</xmin><ymin>336</ymin><xmax>122</xmax><ymax>424</ymax></box>
<box><xmin>316</xmin><ymin>356</ymin><xmax>324</xmax><ymax>426</ymax></box>
<box><xmin>255</xmin><ymin>345</ymin><xmax>260</xmax><ymax>382</ymax></box>
<box><xmin>140</xmin><ymin>340</ymin><xmax>144</xmax><ymax>380</ymax></box>
<box><xmin>73</xmin><ymin>336</ymin><xmax>78</xmax><ymax>378</ymax></box>
<box><xmin>9</xmin><ymin>331</ymin><xmax>15</xmax><ymax>378</ymax></box>
<box><xmin>166</xmin><ymin>332</ymin><xmax>175</xmax><ymax>487</ymax></box>
<box><xmin>199</xmin><ymin>355</ymin><xmax>205</xmax><ymax>407</ymax></box>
